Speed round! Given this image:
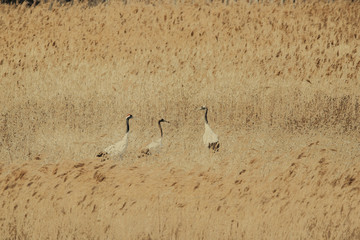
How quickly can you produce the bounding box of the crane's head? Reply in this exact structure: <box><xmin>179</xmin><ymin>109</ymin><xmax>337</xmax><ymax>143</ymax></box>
<box><xmin>159</xmin><ymin>118</ymin><xmax>170</xmax><ymax>123</ymax></box>
<box><xmin>199</xmin><ymin>106</ymin><xmax>207</xmax><ymax>111</ymax></box>
<box><xmin>126</xmin><ymin>114</ymin><xmax>133</xmax><ymax>120</ymax></box>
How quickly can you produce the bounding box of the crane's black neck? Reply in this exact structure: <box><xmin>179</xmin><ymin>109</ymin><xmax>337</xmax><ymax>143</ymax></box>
<box><xmin>158</xmin><ymin>120</ymin><xmax>163</xmax><ymax>137</ymax></box>
<box><xmin>204</xmin><ymin>108</ymin><xmax>208</xmax><ymax>124</ymax></box>
<box><xmin>126</xmin><ymin>117</ymin><xmax>130</xmax><ymax>133</ymax></box>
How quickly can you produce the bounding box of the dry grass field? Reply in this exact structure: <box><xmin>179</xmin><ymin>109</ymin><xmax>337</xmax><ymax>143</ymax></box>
<box><xmin>0</xmin><ymin>0</ymin><xmax>360</xmax><ymax>239</ymax></box>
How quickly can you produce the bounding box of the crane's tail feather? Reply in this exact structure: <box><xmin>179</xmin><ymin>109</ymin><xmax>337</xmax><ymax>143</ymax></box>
<box><xmin>96</xmin><ymin>151</ymin><xmax>108</xmax><ymax>158</ymax></box>
<box><xmin>138</xmin><ymin>148</ymin><xmax>151</xmax><ymax>158</ymax></box>
<box><xmin>208</xmin><ymin>142</ymin><xmax>220</xmax><ymax>152</ymax></box>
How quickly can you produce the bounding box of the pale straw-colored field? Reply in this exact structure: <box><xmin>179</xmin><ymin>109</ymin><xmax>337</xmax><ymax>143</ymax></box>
<box><xmin>0</xmin><ymin>1</ymin><xmax>360</xmax><ymax>239</ymax></box>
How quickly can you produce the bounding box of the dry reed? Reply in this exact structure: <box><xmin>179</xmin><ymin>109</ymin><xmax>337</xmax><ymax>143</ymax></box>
<box><xmin>0</xmin><ymin>1</ymin><xmax>360</xmax><ymax>239</ymax></box>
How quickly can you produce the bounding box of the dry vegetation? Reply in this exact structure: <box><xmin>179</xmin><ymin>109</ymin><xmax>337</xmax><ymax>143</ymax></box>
<box><xmin>0</xmin><ymin>0</ymin><xmax>360</xmax><ymax>239</ymax></box>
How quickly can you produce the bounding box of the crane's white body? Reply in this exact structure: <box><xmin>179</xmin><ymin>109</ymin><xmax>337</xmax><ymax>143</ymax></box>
<box><xmin>103</xmin><ymin>132</ymin><xmax>129</xmax><ymax>158</ymax></box>
<box><xmin>145</xmin><ymin>137</ymin><xmax>162</xmax><ymax>153</ymax></box>
<box><xmin>139</xmin><ymin>118</ymin><xmax>169</xmax><ymax>157</ymax></box>
<box><xmin>203</xmin><ymin>123</ymin><xmax>218</xmax><ymax>146</ymax></box>
<box><xmin>200</xmin><ymin>106</ymin><xmax>220</xmax><ymax>152</ymax></box>
<box><xmin>97</xmin><ymin>114</ymin><xmax>133</xmax><ymax>159</ymax></box>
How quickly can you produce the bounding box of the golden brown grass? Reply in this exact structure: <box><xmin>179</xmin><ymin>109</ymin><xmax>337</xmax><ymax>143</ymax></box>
<box><xmin>0</xmin><ymin>1</ymin><xmax>360</xmax><ymax>239</ymax></box>
<box><xmin>1</xmin><ymin>134</ymin><xmax>360</xmax><ymax>239</ymax></box>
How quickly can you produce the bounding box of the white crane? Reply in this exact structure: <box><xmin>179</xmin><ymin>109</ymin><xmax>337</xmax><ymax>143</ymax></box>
<box><xmin>139</xmin><ymin>118</ymin><xmax>170</xmax><ymax>157</ymax></box>
<box><xmin>200</xmin><ymin>106</ymin><xmax>219</xmax><ymax>152</ymax></box>
<box><xmin>97</xmin><ymin>114</ymin><xmax>133</xmax><ymax>159</ymax></box>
